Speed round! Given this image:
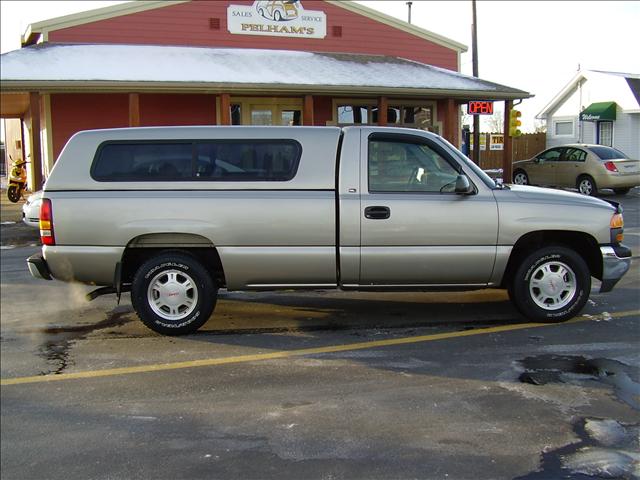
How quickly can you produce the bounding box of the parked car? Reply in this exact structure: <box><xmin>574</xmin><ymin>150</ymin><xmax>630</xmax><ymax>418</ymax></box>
<box><xmin>22</xmin><ymin>190</ymin><xmax>43</xmax><ymax>228</ymax></box>
<box><xmin>512</xmin><ymin>145</ymin><xmax>640</xmax><ymax>196</ymax></box>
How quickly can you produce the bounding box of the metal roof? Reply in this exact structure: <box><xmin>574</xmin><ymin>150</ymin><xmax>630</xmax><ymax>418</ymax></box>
<box><xmin>0</xmin><ymin>43</ymin><xmax>530</xmax><ymax>100</ymax></box>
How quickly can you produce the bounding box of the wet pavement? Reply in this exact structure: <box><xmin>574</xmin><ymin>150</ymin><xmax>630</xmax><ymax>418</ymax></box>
<box><xmin>1</xmin><ymin>187</ymin><xmax>639</xmax><ymax>479</ymax></box>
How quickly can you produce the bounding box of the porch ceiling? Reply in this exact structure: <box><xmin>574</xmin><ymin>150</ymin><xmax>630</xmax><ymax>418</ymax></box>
<box><xmin>0</xmin><ymin>92</ymin><xmax>29</xmax><ymax>117</ymax></box>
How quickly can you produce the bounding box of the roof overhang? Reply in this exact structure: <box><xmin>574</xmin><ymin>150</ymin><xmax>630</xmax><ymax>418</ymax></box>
<box><xmin>0</xmin><ymin>80</ymin><xmax>529</xmax><ymax>101</ymax></box>
<box><xmin>579</xmin><ymin>101</ymin><xmax>617</xmax><ymax>122</ymax></box>
<box><xmin>0</xmin><ymin>44</ymin><xmax>531</xmax><ymax>101</ymax></box>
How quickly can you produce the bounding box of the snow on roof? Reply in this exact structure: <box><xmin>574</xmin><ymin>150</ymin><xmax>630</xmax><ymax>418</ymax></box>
<box><xmin>0</xmin><ymin>43</ymin><xmax>528</xmax><ymax>98</ymax></box>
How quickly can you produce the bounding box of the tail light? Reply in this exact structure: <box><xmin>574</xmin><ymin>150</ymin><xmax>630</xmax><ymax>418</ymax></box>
<box><xmin>604</xmin><ymin>161</ymin><xmax>619</xmax><ymax>172</ymax></box>
<box><xmin>39</xmin><ymin>198</ymin><xmax>56</xmax><ymax>246</ymax></box>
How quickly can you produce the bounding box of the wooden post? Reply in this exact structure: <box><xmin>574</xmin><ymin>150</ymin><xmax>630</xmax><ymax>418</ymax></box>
<box><xmin>220</xmin><ymin>93</ymin><xmax>231</xmax><ymax>125</ymax></box>
<box><xmin>445</xmin><ymin>98</ymin><xmax>458</xmax><ymax>146</ymax></box>
<box><xmin>303</xmin><ymin>95</ymin><xmax>314</xmax><ymax>126</ymax></box>
<box><xmin>378</xmin><ymin>96</ymin><xmax>388</xmax><ymax>126</ymax></box>
<box><xmin>28</xmin><ymin>92</ymin><xmax>43</xmax><ymax>191</ymax></box>
<box><xmin>128</xmin><ymin>93</ymin><xmax>140</xmax><ymax>127</ymax></box>
<box><xmin>503</xmin><ymin>100</ymin><xmax>513</xmax><ymax>183</ymax></box>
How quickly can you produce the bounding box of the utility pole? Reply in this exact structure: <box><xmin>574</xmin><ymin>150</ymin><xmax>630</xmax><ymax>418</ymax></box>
<box><xmin>471</xmin><ymin>0</ymin><xmax>480</xmax><ymax>165</ymax></box>
<box><xmin>406</xmin><ymin>2</ymin><xmax>413</xmax><ymax>23</ymax></box>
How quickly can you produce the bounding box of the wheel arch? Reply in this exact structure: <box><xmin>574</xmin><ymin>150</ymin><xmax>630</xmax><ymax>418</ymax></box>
<box><xmin>500</xmin><ymin>230</ymin><xmax>602</xmax><ymax>288</ymax></box>
<box><xmin>121</xmin><ymin>233</ymin><xmax>226</xmax><ymax>288</ymax></box>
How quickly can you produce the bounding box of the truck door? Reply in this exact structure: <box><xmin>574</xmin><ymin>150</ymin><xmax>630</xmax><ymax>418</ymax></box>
<box><xmin>357</xmin><ymin>131</ymin><xmax>499</xmax><ymax>286</ymax></box>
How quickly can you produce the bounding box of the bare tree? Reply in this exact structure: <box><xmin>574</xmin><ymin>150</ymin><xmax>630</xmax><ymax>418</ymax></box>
<box><xmin>485</xmin><ymin>110</ymin><xmax>504</xmax><ymax>133</ymax></box>
<box><xmin>533</xmin><ymin>119</ymin><xmax>547</xmax><ymax>133</ymax></box>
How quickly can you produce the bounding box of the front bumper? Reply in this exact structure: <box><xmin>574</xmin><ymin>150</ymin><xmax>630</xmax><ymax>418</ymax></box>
<box><xmin>27</xmin><ymin>252</ymin><xmax>52</xmax><ymax>280</ymax></box>
<box><xmin>599</xmin><ymin>244</ymin><xmax>632</xmax><ymax>292</ymax></box>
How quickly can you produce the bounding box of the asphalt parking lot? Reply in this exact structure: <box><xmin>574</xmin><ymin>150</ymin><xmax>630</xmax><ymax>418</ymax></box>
<box><xmin>1</xmin><ymin>187</ymin><xmax>639</xmax><ymax>480</ymax></box>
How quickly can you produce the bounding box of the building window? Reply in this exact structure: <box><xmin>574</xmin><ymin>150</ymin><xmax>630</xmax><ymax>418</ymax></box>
<box><xmin>554</xmin><ymin>120</ymin><xmax>574</xmax><ymax>136</ymax></box>
<box><xmin>598</xmin><ymin>121</ymin><xmax>613</xmax><ymax>147</ymax></box>
<box><xmin>334</xmin><ymin>100</ymin><xmax>439</xmax><ymax>133</ymax></box>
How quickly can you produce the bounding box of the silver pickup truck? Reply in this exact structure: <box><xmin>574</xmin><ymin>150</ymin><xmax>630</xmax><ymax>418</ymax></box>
<box><xmin>27</xmin><ymin>126</ymin><xmax>632</xmax><ymax>335</ymax></box>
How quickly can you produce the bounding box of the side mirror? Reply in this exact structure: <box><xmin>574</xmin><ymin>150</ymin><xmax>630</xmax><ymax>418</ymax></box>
<box><xmin>455</xmin><ymin>174</ymin><xmax>475</xmax><ymax>195</ymax></box>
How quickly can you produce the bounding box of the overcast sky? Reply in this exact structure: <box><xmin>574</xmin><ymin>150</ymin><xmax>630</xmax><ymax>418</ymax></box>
<box><xmin>1</xmin><ymin>0</ymin><xmax>639</xmax><ymax>132</ymax></box>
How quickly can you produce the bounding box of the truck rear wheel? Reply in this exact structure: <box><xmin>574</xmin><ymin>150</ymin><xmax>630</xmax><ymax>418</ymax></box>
<box><xmin>509</xmin><ymin>246</ymin><xmax>590</xmax><ymax>323</ymax></box>
<box><xmin>131</xmin><ymin>252</ymin><xmax>217</xmax><ymax>335</ymax></box>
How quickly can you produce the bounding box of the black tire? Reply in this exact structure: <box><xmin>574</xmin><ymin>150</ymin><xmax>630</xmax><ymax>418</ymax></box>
<box><xmin>131</xmin><ymin>251</ymin><xmax>217</xmax><ymax>335</ymax></box>
<box><xmin>613</xmin><ymin>188</ymin><xmax>630</xmax><ymax>195</ymax></box>
<box><xmin>7</xmin><ymin>185</ymin><xmax>21</xmax><ymax>203</ymax></box>
<box><xmin>509</xmin><ymin>246</ymin><xmax>591</xmax><ymax>323</ymax></box>
<box><xmin>577</xmin><ymin>175</ymin><xmax>597</xmax><ymax>196</ymax></box>
<box><xmin>513</xmin><ymin>170</ymin><xmax>529</xmax><ymax>185</ymax></box>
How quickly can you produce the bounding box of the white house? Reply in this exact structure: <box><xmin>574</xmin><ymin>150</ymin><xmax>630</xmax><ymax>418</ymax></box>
<box><xmin>537</xmin><ymin>70</ymin><xmax>640</xmax><ymax>158</ymax></box>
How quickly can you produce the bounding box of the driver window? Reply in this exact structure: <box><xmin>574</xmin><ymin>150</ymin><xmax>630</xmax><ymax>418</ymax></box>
<box><xmin>368</xmin><ymin>139</ymin><xmax>459</xmax><ymax>193</ymax></box>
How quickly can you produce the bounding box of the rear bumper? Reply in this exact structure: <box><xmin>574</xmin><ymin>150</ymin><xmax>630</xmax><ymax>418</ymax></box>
<box><xmin>27</xmin><ymin>253</ymin><xmax>52</xmax><ymax>280</ymax></box>
<box><xmin>599</xmin><ymin>244</ymin><xmax>632</xmax><ymax>293</ymax></box>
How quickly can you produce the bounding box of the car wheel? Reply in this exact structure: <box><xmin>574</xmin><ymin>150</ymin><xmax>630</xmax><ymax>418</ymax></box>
<box><xmin>577</xmin><ymin>175</ymin><xmax>597</xmax><ymax>196</ymax></box>
<box><xmin>509</xmin><ymin>246</ymin><xmax>590</xmax><ymax>323</ymax></box>
<box><xmin>131</xmin><ymin>251</ymin><xmax>216</xmax><ymax>335</ymax></box>
<box><xmin>513</xmin><ymin>170</ymin><xmax>529</xmax><ymax>185</ymax></box>
<box><xmin>613</xmin><ymin>188</ymin><xmax>630</xmax><ymax>195</ymax></box>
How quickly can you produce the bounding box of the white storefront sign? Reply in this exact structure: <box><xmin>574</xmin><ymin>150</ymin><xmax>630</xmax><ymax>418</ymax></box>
<box><xmin>228</xmin><ymin>1</ymin><xmax>327</xmax><ymax>39</ymax></box>
<box><xmin>490</xmin><ymin>134</ymin><xmax>504</xmax><ymax>150</ymax></box>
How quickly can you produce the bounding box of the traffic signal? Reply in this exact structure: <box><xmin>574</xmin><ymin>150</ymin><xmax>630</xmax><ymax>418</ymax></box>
<box><xmin>509</xmin><ymin>109</ymin><xmax>522</xmax><ymax>137</ymax></box>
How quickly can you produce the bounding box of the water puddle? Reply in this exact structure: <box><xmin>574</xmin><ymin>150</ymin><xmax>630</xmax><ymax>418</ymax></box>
<box><xmin>515</xmin><ymin>418</ymin><xmax>639</xmax><ymax>479</ymax></box>
<box><xmin>519</xmin><ymin>354</ymin><xmax>640</xmax><ymax>410</ymax></box>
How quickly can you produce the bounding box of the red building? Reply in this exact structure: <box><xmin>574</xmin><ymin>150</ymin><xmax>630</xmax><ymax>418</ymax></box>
<box><xmin>1</xmin><ymin>0</ymin><xmax>529</xmax><ymax>190</ymax></box>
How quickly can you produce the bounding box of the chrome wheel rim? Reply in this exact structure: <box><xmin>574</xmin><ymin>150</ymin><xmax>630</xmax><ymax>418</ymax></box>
<box><xmin>147</xmin><ymin>269</ymin><xmax>198</xmax><ymax>321</ymax></box>
<box><xmin>514</xmin><ymin>173</ymin><xmax>528</xmax><ymax>185</ymax></box>
<box><xmin>529</xmin><ymin>261</ymin><xmax>577</xmax><ymax>311</ymax></box>
<box><xmin>578</xmin><ymin>179</ymin><xmax>593</xmax><ymax>195</ymax></box>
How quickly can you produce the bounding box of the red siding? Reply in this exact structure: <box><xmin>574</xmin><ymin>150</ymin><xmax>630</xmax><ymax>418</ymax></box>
<box><xmin>139</xmin><ymin>94</ymin><xmax>216</xmax><ymax>126</ymax></box>
<box><xmin>48</xmin><ymin>1</ymin><xmax>458</xmax><ymax>70</ymax></box>
<box><xmin>51</xmin><ymin>93</ymin><xmax>128</xmax><ymax>159</ymax></box>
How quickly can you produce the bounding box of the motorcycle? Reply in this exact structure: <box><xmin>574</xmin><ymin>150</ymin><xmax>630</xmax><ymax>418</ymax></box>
<box><xmin>7</xmin><ymin>155</ymin><xmax>28</xmax><ymax>203</ymax></box>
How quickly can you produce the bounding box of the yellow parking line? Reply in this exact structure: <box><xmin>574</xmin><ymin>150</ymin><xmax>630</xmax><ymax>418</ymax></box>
<box><xmin>1</xmin><ymin>310</ymin><xmax>638</xmax><ymax>387</ymax></box>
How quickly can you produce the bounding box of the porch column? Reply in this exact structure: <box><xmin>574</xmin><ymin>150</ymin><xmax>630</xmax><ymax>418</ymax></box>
<box><xmin>503</xmin><ymin>100</ymin><xmax>513</xmax><ymax>183</ymax></box>
<box><xmin>28</xmin><ymin>92</ymin><xmax>43</xmax><ymax>191</ymax></box>
<box><xmin>377</xmin><ymin>96</ymin><xmax>388</xmax><ymax>126</ymax></box>
<box><xmin>128</xmin><ymin>93</ymin><xmax>140</xmax><ymax>127</ymax></box>
<box><xmin>303</xmin><ymin>95</ymin><xmax>314</xmax><ymax>126</ymax></box>
<box><xmin>220</xmin><ymin>93</ymin><xmax>231</xmax><ymax>125</ymax></box>
<box><xmin>445</xmin><ymin>98</ymin><xmax>459</xmax><ymax>146</ymax></box>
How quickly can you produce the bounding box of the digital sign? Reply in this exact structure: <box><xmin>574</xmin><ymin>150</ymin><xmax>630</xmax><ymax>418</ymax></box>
<box><xmin>468</xmin><ymin>101</ymin><xmax>494</xmax><ymax>115</ymax></box>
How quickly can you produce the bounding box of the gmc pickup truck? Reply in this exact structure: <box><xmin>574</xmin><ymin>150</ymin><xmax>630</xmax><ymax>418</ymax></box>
<box><xmin>28</xmin><ymin>126</ymin><xmax>632</xmax><ymax>335</ymax></box>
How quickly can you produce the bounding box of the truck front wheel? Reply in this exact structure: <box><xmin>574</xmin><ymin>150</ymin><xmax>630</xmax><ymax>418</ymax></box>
<box><xmin>509</xmin><ymin>246</ymin><xmax>590</xmax><ymax>323</ymax></box>
<box><xmin>131</xmin><ymin>252</ymin><xmax>217</xmax><ymax>335</ymax></box>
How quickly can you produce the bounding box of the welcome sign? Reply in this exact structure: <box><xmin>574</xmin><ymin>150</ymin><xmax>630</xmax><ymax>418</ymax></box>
<box><xmin>228</xmin><ymin>1</ymin><xmax>327</xmax><ymax>39</ymax></box>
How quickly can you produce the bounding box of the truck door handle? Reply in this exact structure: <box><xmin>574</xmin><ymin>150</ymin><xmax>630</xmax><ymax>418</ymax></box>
<box><xmin>364</xmin><ymin>206</ymin><xmax>391</xmax><ymax>220</ymax></box>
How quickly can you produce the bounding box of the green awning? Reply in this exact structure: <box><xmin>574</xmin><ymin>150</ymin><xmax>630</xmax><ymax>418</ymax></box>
<box><xmin>580</xmin><ymin>102</ymin><xmax>617</xmax><ymax>121</ymax></box>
